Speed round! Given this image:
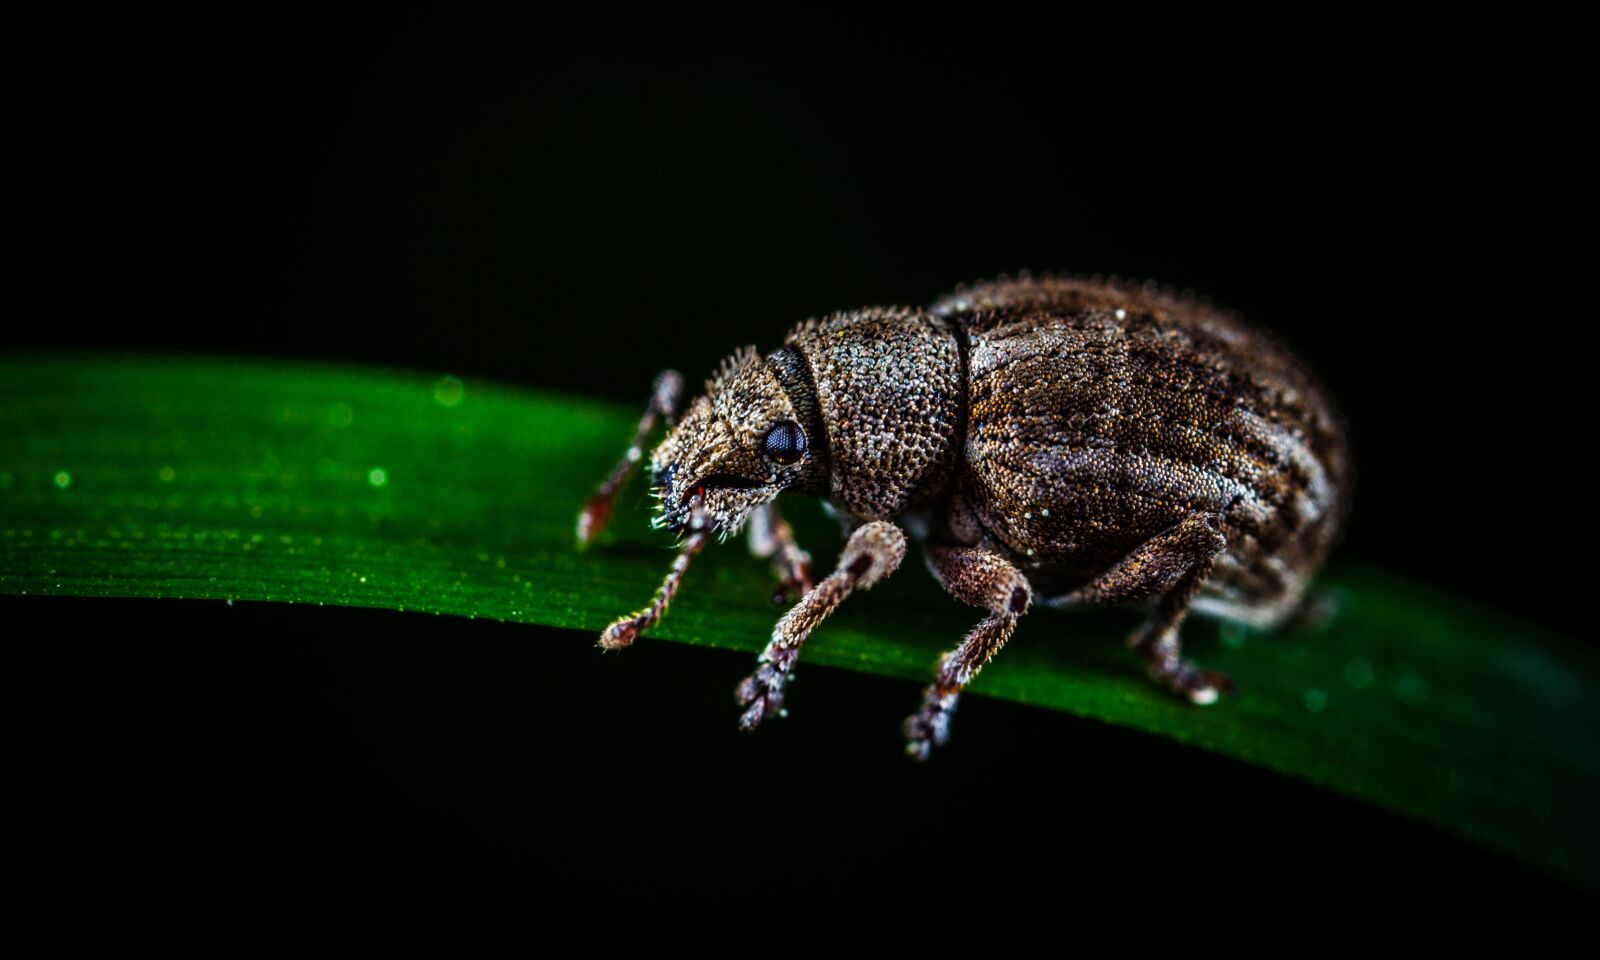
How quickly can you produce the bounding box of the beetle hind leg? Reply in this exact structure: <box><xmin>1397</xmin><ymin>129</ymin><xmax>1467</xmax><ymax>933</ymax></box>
<box><xmin>1055</xmin><ymin>511</ymin><xmax>1235</xmax><ymax>704</ymax></box>
<box><xmin>906</xmin><ymin>544</ymin><xmax>1032</xmax><ymax>761</ymax></box>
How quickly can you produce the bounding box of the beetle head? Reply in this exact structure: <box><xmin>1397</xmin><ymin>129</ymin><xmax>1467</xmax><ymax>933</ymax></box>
<box><xmin>650</xmin><ymin>347</ymin><xmax>814</xmax><ymax>540</ymax></box>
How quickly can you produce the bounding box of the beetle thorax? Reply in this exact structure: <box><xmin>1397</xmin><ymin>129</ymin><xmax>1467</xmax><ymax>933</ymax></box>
<box><xmin>784</xmin><ymin>308</ymin><xmax>964</xmax><ymax>521</ymax></box>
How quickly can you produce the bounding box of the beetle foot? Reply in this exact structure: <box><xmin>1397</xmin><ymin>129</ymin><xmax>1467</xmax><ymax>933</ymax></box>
<box><xmin>903</xmin><ymin>686</ymin><xmax>958</xmax><ymax>762</ymax></box>
<box><xmin>1133</xmin><ymin>628</ymin><xmax>1238</xmax><ymax>705</ymax></box>
<box><xmin>1161</xmin><ymin>663</ymin><xmax>1239</xmax><ymax>705</ymax></box>
<box><xmin>598</xmin><ymin>613</ymin><xmax>645</xmax><ymax>650</ymax></box>
<box><xmin>735</xmin><ymin>647</ymin><xmax>798</xmax><ymax>731</ymax></box>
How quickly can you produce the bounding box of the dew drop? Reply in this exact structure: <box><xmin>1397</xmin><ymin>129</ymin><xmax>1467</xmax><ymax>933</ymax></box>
<box><xmin>1395</xmin><ymin>672</ymin><xmax>1429</xmax><ymax>705</ymax></box>
<box><xmin>1343</xmin><ymin>658</ymin><xmax>1375</xmax><ymax>689</ymax></box>
<box><xmin>433</xmin><ymin>376</ymin><xmax>465</xmax><ymax>407</ymax></box>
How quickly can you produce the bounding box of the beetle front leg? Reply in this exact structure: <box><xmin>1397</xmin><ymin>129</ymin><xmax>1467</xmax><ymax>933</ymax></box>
<box><xmin>905</xmin><ymin>544</ymin><xmax>1032</xmax><ymax>761</ymax></box>
<box><xmin>747</xmin><ymin>502</ymin><xmax>814</xmax><ymax>605</ymax></box>
<box><xmin>736</xmin><ymin>520</ymin><xmax>906</xmax><ymax>731</ymax></box>
<box><xmin>576</xmin><ymin>369</ymin><xmax>684</xmax><ymax>545</ymax></box>
<box><xmin>1050</xmin><ymin>511</ymin><xmax>1234</xmax><ymax>704</ymax></box>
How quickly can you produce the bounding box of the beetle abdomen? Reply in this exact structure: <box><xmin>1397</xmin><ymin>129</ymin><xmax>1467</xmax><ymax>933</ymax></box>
<box><xmin>935</xmin><ymin>277</ymin><xmax>1349</xmax><ymax>622</ymax></box>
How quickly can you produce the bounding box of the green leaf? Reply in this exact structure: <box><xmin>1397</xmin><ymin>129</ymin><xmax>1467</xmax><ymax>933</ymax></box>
<box><xmin>3</xmin><ymin>354</ymin><xmax>1595</xmax><ymax>888</ymax></box>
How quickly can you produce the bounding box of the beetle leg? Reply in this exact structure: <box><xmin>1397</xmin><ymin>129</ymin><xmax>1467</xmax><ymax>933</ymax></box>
<box><xmin>905</xmin><ymin>544</ymin><xmax>1032</xmax><ymax>761</ymax></box>
<box><xmin>1049</xmin><ymin>511</ymin><xmax>1234</xmax><ymax>705</ymax></box>
<box><xmin>576</xmin><ymin>369</ymin><xmax>684</xmax><ymax>546</ymax></box>
<box><xmin>747</xmin><ymin>503</ymin><xmax>814</xmax><ymax>604</ymax></box>
<box><xmin>736</xmin><ymin>520</ymin><xmax>906</xmax><ymax>731</ymax></box>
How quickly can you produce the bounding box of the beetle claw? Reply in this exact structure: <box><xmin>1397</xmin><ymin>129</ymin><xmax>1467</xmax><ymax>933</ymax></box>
<box><xmin>1168</xmin><ymin>666</ymin><xmax>1237</xmax><ymax>705</ymax></box>
<box><xmin>598</xmin><ymin>615</ymin><xmax>642</xmax><ymax>650</ymax></box>
<box><xmin>1184</xmin><ymin>669</ymin><xmax>1239</xmax><ymax>705</ymax></box>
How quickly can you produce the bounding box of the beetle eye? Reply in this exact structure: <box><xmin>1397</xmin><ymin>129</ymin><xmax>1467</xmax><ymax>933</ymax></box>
<box><xmin>762</xmin><ymin>420</ymin><xmax>806</xmax><ymax>465</ymax></box>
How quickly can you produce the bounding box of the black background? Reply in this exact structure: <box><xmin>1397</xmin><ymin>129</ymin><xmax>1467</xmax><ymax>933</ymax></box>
<box><xmin>11</xmin><ymin>11</ymin><xmax>1591</xmax><ymax>941</ymax></box>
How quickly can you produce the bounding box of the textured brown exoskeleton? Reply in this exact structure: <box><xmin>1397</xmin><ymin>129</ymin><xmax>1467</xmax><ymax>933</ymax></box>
<box><xmin>577</xmin><ymin>275</ymin><xmax>1349</xmax><ymax>759</ymax></box>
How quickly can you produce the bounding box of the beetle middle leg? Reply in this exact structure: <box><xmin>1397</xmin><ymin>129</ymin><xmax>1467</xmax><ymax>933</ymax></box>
<box><xmin>1048</xmin><ymin>511</ymin><xmax>1235</xmax><ymax>704</ymax></box>
<box><xmin>746</xmin><ymin>502</ymin><xmax>813</xmax><ymax>605</ymax></box>
<box><xmin>736</xmin><ymin>520</ymin><xmax>906</xmax><ymax>731</ymax></box>
<box><xmin>904</xmin><ymin>544</ymin><xmax>1032</xmax><ymax>761</ymax></box>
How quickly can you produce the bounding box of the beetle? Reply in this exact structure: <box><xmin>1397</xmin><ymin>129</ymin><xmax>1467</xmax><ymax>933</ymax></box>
<box><xmin>576</xmin><ymin>274</ymin><xmax>1349</xmax><ymax>759</ymax></box>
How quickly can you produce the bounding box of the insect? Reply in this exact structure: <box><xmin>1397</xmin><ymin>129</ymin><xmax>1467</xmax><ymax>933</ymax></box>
<box><xmin>577</xmin><ymin>274</ymin><xmax>1349</xmax><ymax>759</ymax></box>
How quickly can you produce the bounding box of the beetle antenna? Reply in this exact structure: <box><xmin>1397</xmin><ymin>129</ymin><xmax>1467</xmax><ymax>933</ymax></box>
<box><xmin>598</xmin><ymin>531</ymin><xmax>708</xmax><ymax>650</ymax></box>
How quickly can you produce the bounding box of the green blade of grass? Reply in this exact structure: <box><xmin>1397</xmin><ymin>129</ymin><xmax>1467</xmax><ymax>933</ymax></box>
<box><xmin>2</xmin><ymin>354</ymin><xmax>1595</xmax><ymax>887</ymax></box>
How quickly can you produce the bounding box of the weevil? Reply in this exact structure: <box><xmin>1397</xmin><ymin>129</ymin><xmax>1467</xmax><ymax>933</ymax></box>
<box><xmin>577</xmin><ymin>275</ymin><xmax>1349</xmax><ymax>759</ymax></box>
